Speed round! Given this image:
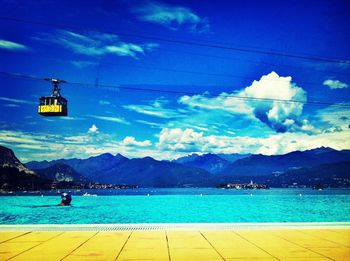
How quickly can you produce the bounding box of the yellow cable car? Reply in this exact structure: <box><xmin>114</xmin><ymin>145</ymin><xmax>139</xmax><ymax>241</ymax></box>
<box><xmin>38</xmin><ymin>78</ymin><xmax>68</xmax><ymax>116</ymax></box>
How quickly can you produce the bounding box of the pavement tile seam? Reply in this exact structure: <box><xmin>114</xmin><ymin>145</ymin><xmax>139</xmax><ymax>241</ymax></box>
<box><xmin>308</xmin><ymin>247</ymin><xmax>350</xmax><ymax>258</ymax></box>
<box><xmin>115</xmin><ymin>231</ymin><xmax>133</xmax><ymax>261</ymax></box>
<box><xmin>7</xmin><ymin>231</ymin><xmax>65</xmax><ymax>260</ymax></box>
<box><xmin>199</xmin><ymin>231</ymin><xmax>225</xmax><ymax>261</ymax></box>
<box><xmin>61</xmin><ymin>231</ymin><xmax>100</xmax><ymax>261</ymax></box>
<box><xmin>271</xmin><ymin>231</ymin><xmax>334</xmax><ymax>260</ymax></box>
<box><xmin>232</xmin><ymin>231</ymin><xmax>280</xmax><ymax>260</ymax></box>
<box><xmin>270</xmin><ymin>230</ymin><xmax>339</xmax><ymax>248</ymax></box>
<box><xmin>163</xmin><ymin>231</ymin><xmax>171</xmax><ymax>261</ymax></box>
<box><xmin>296</xmin><ymin>229</ymin><xmax>350</xmax><ymax>248</ymax></box>
<box><xmin>0</xmin><ymin>231</ymin><xmax>32</xmax><ymax>244</ymax></box>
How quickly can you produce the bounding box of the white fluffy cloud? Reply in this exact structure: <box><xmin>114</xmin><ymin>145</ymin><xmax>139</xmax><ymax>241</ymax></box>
<box><xmin>179</xmin><ymin>71</ymin><xmax>310</xmax><ymax>133</ymax></box>
<box><xmin>88</xmin><ymin>124</ymin><xmax>98</xmax><ymax>133</ymax></box>
<box><xmin>241</xmin><ymin>71</ymin><xmax>307</xmax><ymax>132</ymax></box>
<box><xmin>122</xmin><ymin>136</ymin><xmax>152</xmax><ymax>147</ymax></box>
<box><xmin>323</xmin><ymin>79</ymin><xmax>348</xmax><ymax>89</ymax></box>
<box><xmin>157</xmin><ymin>127</ymin><xmax>350</xmax><ymax>156</ymax></box>
<box><xmin>134</xmin><ymin>1</ymin><xmax>209</xmax><ymax>33</ymax></box>
<box><xmin>0</xmin><ymin>130</ymin><xmax>155</xmax><ymax>162</ymax></box>
<box><xmin>1</xmin><ymin>125</ymin><xmax>350</xmax><ymax>162</ymax></box>
<box><xmin>158</xmin><ymin>128</ymin><xmax>204</xmax><ymax>152</ymax></box>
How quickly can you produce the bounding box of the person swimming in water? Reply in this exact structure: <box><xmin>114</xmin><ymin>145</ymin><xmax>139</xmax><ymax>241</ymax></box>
<box><xmin>59</xmin><ymin>192</ymin><xmax>72</xmax><ymax>206</ymax></box>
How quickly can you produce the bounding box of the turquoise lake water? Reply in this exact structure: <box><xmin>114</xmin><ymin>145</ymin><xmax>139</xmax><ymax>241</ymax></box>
<box><xmin>1</xmin><ymin>188</ymin><xmax>349</xmax><ymax>224</ymax></box>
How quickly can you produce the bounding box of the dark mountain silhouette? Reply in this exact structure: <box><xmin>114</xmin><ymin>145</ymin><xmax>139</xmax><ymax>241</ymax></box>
<box><xmin>0</xmin><ymin>145</ymin><xmax>50</xmax><ymax>190</ymax></box>
<box><xmin>220</xmin><ymin>147</ymin><xmax>350</xmax><ymax>177</ymax></box>
<box><xmin>174</xmin><ymin>153</ymin><xmax>230</xmax><ymax>174</ymax></box>
<box><xmin>1</xmin><ymin>145</ymin><xmax>35</xmax><ymax>175</ymax></box>
<box><xmin>173</xmin><ymin>154</ymin><xmax>200</xmax><ymax>164</ymax></box>
<box><xmin>268</xmin><ymin>161</ymin><xmax>350</xmax><ymax>187</ymax></box>
<box><xmin>27</xmin><ymin>153</ymin><xmax>129</xmax><ymax>180</ymax></box>
<box><xmin>33</xmin><ymin>163</ymin><xmax>88</xmax><ymax>183</ymax></box>
<box><xmin>303</xmin><ymin>147</ymin><xmax>350</xmax><ymax>160</ymax></box>
<box><xmin>17</xmin><ymin>146</ymin><xmax>350</xmax><ymax>188</ymax></box>
<box><xmin>216</xmin><ymin>153</ymin><xmax>251</xmax><ymax>162</ymax></box>
<box><xmin>94</xmin><ymin>156</ymin><xmax>213</xmax><ymax>187</ymax></box>
<box><xmin>27</xmin><ymin>153</ymin><xmax>213</xmax><ymax>187</ymax></box>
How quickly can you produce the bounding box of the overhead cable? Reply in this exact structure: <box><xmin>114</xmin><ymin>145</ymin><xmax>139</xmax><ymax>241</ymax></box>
<box><xmin>1</xmin><ymin>71</ymin><xmax>349</xmax><ymax>108</ymax></box>
<box><xmin>0</xmin><ymin>16</ymin><xmax>349</xmax><ymax>65</ymax></box>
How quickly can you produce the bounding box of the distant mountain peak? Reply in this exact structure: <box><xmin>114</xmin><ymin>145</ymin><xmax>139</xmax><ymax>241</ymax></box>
<box><xmin>91</xmin><ymin>153</ymin><xmax>114</xmax><ymax>159</ymax></box>
<box><xmin>304</xmin><ymin>147</ymin><xmax>336</xmax><ymax>155</ymax></box>
<box><xmin>201</xmin><ymin>153</ymin><xmax>222</xmax><ymax>159</ymax></box>
<box><xmin>0</xmin><ymin>145</ymin><xmax>35</xmax><ymax>175</ymax></box>
<box><xmin>115</xmin><ymin>153</ymin><xmax>128</xmax><ymax>159</ymax></box>
<box><xmin>34</xmin><ymin>162</ymin><xmax>87</xmax><ymax>182</ymax></box>
<box><xmin>173</xmin><ymin>153</ymin><xmax>200</xmax><ymax>164</ymax></box>
<box><xmin>173</xmin><ymin>153</ymin><xmax>230</xmax><ymax>174</ymax></box>
<box><xmin>141</xmin><ymin>156</ymin><xmax>156</xmax><ymax>161</ymax></box>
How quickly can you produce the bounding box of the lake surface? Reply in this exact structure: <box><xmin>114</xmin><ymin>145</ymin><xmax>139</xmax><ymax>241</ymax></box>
<box><xmin>1</xmin><ymin>188</ymin><xmax>349</xmax><ymax>224</ymax></box>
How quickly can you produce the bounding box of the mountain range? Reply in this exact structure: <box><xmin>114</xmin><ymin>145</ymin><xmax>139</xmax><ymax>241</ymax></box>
<box><xmin>28</xmin><ymin>154</ymin><xmax>212</xmax><ymax>187</ymax></box>
<box><xmin>219</xmin><ymin>147</ymin><xmax>350</xmax><ymax>177</ymax></box>
<box><xmin>172</xmin><ymin>153</ymin><xmax>231</xmax><ymax>173</ymax></box>
<box><xmin>1</xmin><ymin>144</ymin><xmax>350</xmax><ymax>189</ymax></box>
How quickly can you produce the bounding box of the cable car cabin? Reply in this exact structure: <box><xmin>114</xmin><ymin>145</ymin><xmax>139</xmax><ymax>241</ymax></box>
<box><xmin>38</xmin><ymin>96</ymin><xmax>67</xmax><ymax>116</ymax></box>
<box><xmin>38</xmin><ymin>78</ymin><xmax>68</xmax><ymax>116</ymax></box>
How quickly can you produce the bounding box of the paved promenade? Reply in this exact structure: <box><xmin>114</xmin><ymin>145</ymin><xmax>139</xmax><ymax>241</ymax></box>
<box><xmin>0</xmin><ymin>227</ymin><xmax>349</xmax><ymax>260</ymax></box>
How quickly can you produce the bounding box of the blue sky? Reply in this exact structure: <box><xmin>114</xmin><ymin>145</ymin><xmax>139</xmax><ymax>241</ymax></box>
<box><xmin>0</xmin><ymin>0</ymin><xmax>349</xmax><ymax>162</ymax></box>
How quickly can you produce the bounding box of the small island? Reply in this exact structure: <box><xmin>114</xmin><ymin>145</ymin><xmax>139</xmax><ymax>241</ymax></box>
<box><xmin>217</xmin><ymin>180</ymin><xmax>269</xmax><ymax>189</ymax></box>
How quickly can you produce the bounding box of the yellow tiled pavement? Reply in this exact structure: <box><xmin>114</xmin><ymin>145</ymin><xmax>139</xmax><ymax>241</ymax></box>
<box><xmin>0</xmin><ymin>228</ymin><xmax>348</xmax><ymax>260</ymax></box>
<box><xmin>0</xmin><ymin>232</ymin><xmax>29</xmax><ymax>244</ymax></box>
<box><xmin>65</xmin><ymin>232</ymin><xmax>130</xmax><ymax>261</ymax></box>
<box><xmin>9</xmin><ymin>232</ymin><xmax>96</xmax><ymax>261</ymax></box>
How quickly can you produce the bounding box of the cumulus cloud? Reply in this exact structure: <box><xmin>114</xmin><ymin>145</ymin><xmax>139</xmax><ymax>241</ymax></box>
<box><xmin>1</xmin><ymin>125</ymin><xmax>350</xmax><ymax>162</ymax></box>
<box><xmin>122</xmin><ymin>136</ymin><xmax>152</xmax><ymax>147</ymax></box>
<box><xmin>157</xmin><ymin>127</ymin><xmax>350</xmax><ymax>156</ymax></box>
<box><xmin>179</xmin><ymin>71</ymin><xmax>310</xmax><ymax>133</ymax></box>
<box><xmin>157</xmin><ymin>128</ymin><xmax>262</xmax><ymax>154</ymax></box>
<box><xmin>35</xmin><ymin>30</ymin><xmax>158</xmax><ymax>58</ymax></box>
<box><xmin>134</xmin><ymin>1</ymin><xmax>209</xmax><ymax>33</ymax></box>
<box><xmin>241</xmin><ymin>71</ymin><xmax>307</xmax><ymax>132</ymax></box>
<box><xmin>0</xmin><ymin>39</ymin><xmax>27</xmax><ymax>51</ymax></box>
<box><xmin>158</xmin><ymin>128</ymin><xmax>204</xmax><ymax>152</ymax></box>
<box><xmin>0</xmin><ymin>129</ymin><xmax>156</xmax><ymax>162</ymax></box>
<box><xmin>88</xmin><ymin>124</ymin><xmax>99</xmax><ymax>133</ymax></box>
<box><xmin>323</xmin><ymin>79</ymin><xmax>348</xmax><ymax>89</ymax></box>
